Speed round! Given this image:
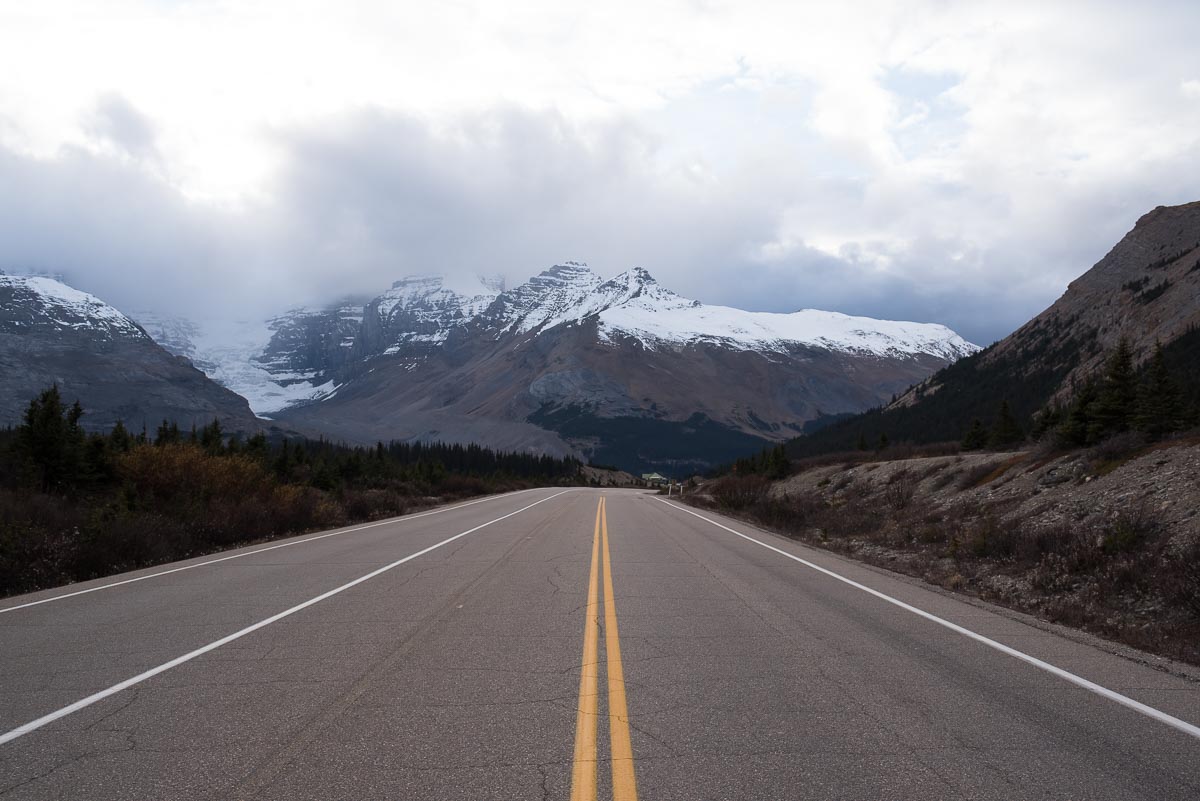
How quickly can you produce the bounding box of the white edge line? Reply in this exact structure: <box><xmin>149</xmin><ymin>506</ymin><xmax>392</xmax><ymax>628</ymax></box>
<box><xmin>0</xmin><ymin>489</ymin><xmax>573</xmax><ymax>746</ymax></box>
<box><xmin>0</xmin><ymin>488</ymin><xmax>549</xmax><ymax>615</ymax></box>
<box><xmin>656</xmin><ymin>498</ymin><xmax>1200</xmax><ymax>742</ymax></box>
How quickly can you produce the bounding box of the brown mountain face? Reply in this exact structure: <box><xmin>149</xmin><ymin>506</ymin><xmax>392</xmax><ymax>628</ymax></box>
<box><xmin>791</xmin><ymin>200</ymin><xmax>1200</xmax><ymax>456</ymax></box>
<box><xmin>989</xmin><ymin>200</ymin><xmax>1200</xmax><ymax>398</ymax></box>
<box><xmin>898</xmin><ymin>200</ymin><xmax>1200</xmax><ymax>408</ymax></box>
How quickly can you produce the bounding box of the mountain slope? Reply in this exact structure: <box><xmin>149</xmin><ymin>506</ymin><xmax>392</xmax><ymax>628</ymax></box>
<box><xmin>1</xmin><ymin>275</ymin><xmax>260</xmax><ymax>433</ymax></box>
<box><xmin>267</xmin><ymin>264</ymin><xmax>975</xmax><ymax>473</ymax></box>
<box><xmin>788</xmin><ymin>200</ymin><xmax>1200</xmax><ymax>456</ymax></box>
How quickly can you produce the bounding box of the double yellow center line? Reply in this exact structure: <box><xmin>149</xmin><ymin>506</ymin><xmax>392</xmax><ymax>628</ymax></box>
<box><xmin>570</xmin><ymin>496</ymin><xmax>638</xmax><ymax>801</ymax></box>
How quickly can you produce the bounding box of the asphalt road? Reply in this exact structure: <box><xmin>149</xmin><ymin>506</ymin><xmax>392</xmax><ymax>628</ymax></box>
<box><xmin>0</xmin><ymin>487</ymin><xmax>1197</xmax><ymax>800</ymax></box>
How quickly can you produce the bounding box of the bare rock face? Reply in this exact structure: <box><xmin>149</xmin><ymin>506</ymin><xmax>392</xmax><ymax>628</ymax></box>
<box><xmin>993</xmin><ymin>200</ymin><xmax>1200</xmax><ymax>397</ymax></box>
<box><xmin>900</xmin><ymin>200</ymin><xmax>1200</xmax><ymax>409</ymax></box>
<box><xmin>0</xmin><ymin>275</ymin><xmax>260</xmax><ymax>433</ymax></box>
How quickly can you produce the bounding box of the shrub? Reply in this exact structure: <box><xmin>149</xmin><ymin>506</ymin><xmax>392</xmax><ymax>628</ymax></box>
<box><xmin>884</xmin><ymin>471</ymin><xmax>916</xmax><ymax>510</ymax></box>
<box><xmin>709</xmin><ymin>475</ymin><xmax>772</xmax><ymax>510</ymax></box>
<box><xmin>1166</xmin><ymin>534</ymin><xmax>1200</xmax><ymax>617</ymax></box>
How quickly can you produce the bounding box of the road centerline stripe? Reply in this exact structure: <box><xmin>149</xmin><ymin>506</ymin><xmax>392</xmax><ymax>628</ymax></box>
<box><xmin>569</xmin><ymin>498</ymin><xmax>604</xmax><ymax>801</ymax></box>
<box><xmin>0</xmin><ymin>490</ymin><xmax>573</xmax><ymax>747</ymax></box>
<box><xmin>601</xmin><ymin>496</ymin><xmax>639</xmax><ymax>801</ymax></box>
<box><xmin>0</xmin><ymin>488</ymin><xmax>548</xmax><ymax>615</ymax></box>
<box><xmin>656</xmin><ymin>498</ymin><xmax>1200</xmax><ymax>742</ymax></box>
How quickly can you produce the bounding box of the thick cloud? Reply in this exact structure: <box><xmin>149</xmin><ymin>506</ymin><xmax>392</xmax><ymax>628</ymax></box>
<box><xmin>1</xmin><ymin>2</ymin><xmax>1199</xmax><ymax>344</ymax></box>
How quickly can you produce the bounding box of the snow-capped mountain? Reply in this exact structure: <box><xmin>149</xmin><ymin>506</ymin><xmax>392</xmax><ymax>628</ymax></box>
<box><xmin>485</xmin><ymin>263</ymin><xmax>975</xmax><ymax>360</ymax></box>
<box><xmin>2</xmin><ymin>265</ymin><xmax>976</xmax><ymax>469</ymax></box>
<box><xmin>243</xmin><ymin>263</ymin><xmax>978</xmax><ymax>471</ymax></box>
<box><xmin>1</xmin><ymin>275</ymin><xmax>258</xmax><ymax>432</ymax></box>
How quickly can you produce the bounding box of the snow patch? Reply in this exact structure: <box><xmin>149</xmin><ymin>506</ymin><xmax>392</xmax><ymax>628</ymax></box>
<box><xmin>3</xmin><ymin>275</ymin><xmax>146</xmax><ymax>339</ymax></box>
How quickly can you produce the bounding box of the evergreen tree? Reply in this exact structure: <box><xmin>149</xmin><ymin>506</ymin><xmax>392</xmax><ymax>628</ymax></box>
<box><xmin>1030</xmin><ymin>404</ymin><xmax>1063</xmax><ymax>441</ymax></box>
<box><xmin>274</xmin><ymin>439</ymin><xmax>293</xmax><ymax>479</ymax></box>
<box><xmin>155</xmin><ymin>420</ymin><xmax>181</xmax><ymax>446</ymax></box>
<box><xmin>1087</xmin><ymin>339</ymin><xmax>1137</xmax><ymax>441</ymax></box>
<box><xmin>765</xmin><ymin>445</ymin><xmax>789</xmax><ymax>479</ymax></box>
<box><xmin>988</xmin><ymin>400</ymin><xmax>1023</xmax><ymax>448</ymax></box>
<box><xmin>109</xmin><ymin>420</ymin><xmax>133</xmax><ymax>452</ymax></box>
<box><xmin>961</xmin><ymin>419</ymin><xmax>988</xmax><ymax>451</ymax></box>
<box><xmin>15</xmin><ymin>385</ymin><xmax>86</xmax><ymax>491</ymax></box>
<box><xmin>1134</xmin><ymin>342</ymin><xmax>1183</xmax><ymax>440</ymax></box>
<box><xmin>1056</xmin><ymin>382</ymin><xmax>1098</xmax><ymax>448</ymax></box>
<box><xmin>199</xmin><ymin>419</ymin><xmax>223</xmax><ymax>453</ymax></box>
<box><xmin>855</xmin><ymin>432</ymin><xmax>868</xmax><ymax>451</ymax></box>
<box><xmin>245</xmin><ymin>432</ymin><xmax>270</xmax><ymax>460</ymax></box>
<box><xmin>876</xmin><ymin>432</ymin><xmax>889</xmax><ymax>451</ymax></box>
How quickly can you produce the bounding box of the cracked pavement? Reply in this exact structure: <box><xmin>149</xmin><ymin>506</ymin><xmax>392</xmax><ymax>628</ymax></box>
<box><xmin>0</xmin><ymin>488</ymin><xmax>1198</xmax><ymax>799</ymax></box>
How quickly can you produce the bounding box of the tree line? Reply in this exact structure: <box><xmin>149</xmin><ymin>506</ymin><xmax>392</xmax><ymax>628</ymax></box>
<box><xmin>7</xmin><ymin>385</ymin><xmax>579</xmax><ymax>494</ymax></box>
<box><xmin>0</xmin><ymin>385</ymin><xmax>581</xmax><ymax>596</ymax></box>
<box><xmin>960</xmin><ymin>339</ymin><xmax>1197</xmax><ymax>451</ymax></box>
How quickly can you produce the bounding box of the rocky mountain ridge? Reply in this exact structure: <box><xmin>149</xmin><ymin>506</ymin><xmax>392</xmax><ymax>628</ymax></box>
<box><xmin>1</xmin><ymin>275</ymin><xmax>260</xmax><ymax>433</ymax></box>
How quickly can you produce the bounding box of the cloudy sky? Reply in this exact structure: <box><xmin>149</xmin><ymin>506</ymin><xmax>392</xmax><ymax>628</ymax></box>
<box><xmin>1</xmin><ymin>1</ymin><xmax>1198</xmax><ymax>345</ymax></box>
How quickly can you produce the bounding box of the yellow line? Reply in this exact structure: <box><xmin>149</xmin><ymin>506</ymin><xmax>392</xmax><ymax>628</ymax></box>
<box><xmin>569</xmin><ymin>499</ymin><xmax>603</xmax><ymax>801</ymax></box>
<box><xmin>601</xmin><ymin>496</ymin><xmax>639</xmax><ymax>800</ymax></box>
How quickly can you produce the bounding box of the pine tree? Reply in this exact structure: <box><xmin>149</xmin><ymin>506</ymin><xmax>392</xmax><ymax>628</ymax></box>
<box><xmin>1134</xmin><ymin>342</ymin><xmax>1183</xmax><ymax>440</ymax></box>
<box><xmin>109</xmin><ymin>420</ymin><xmax>133</xmax><ymax>452</ymax></box>
<box><xmin>1057</xmin><ymin>382</ymin><xmax>1098</xmax><ymax>448</ymax></box>
<box><xmin>877</xmin><ymin>432</ymin><xmax>889</xmax><ymax>451</ymax></box>
<box><xmin>961</xmin><ymin>419</ymin><xmax>988</xmax><ymax>451</ymax></box>
<box><xmin>274</xmin><ymin>439</ymin><xmax>293</xmax><ymax>479</ymax></box>
<box><xmin>15</xmin><ymin>385</ymin><xmax>86</xmax><ymax>491</ymax></box>
<box><xmin>155</xmin><ymin>420</ymin><xmax>181</xmax><ymax>446</ymax></box>
<box><xmin>1030</xmin><ymin>404</ymin><xmax>1063</xmax><ymax>441</ymax></box>
<box><xmin>1088</xmin><ymin>339</ymin><xmax>1137</xmax><ymax>441</ymax></box>
<box><xmin>988</xmin><ymin>400</ymin><xmax>1023</xmax><ymax>448</ymax></box>
<box><xmin>765</xmin><ymin>445</ymin><xmax>789</xmax><ymax>479</ymax></box>
<box><xmin>199</xmin><ymin>419</ymin><xmax>224</xmax><ymax>454</ymax></box>
<box><xmin>856</xmin><ymin>432</ymin><xmax>868</xmax><ymax>451</ymax></box>
<box><xmin>245</xmin><ymin>432</ymin><xmax>270</xmax><ymax>460</ymax></box>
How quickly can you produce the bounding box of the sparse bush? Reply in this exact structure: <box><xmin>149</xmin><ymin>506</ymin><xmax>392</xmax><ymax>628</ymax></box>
<box><xmin>1084</xmin><ymin>431</ymin><xmax>1147</xmax><ymax>476</ymax></box>
<box><xmin>1165</xmin><ymin>534</ymin><xmax>1200</xmax><ymax>617</ymax></box>
<box><xmin>884</xmin><ymin>471</ymin><xmax>916</xmax><ymax>510</ymax></box>
<box><xmin>709</xmin><ymin>475</ymin><xmax>772</xmax><ymax>510</ymax></box>
<box><xmin>955</xmin><ymin>461</ymin><xmax>1001</xmax><ymax>490</ymax></box>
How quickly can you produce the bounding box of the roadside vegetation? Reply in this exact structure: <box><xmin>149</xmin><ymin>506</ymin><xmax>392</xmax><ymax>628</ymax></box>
<box><xmin>0</xmin><ymin>385</ymin><xmax>582</xmax><ymax>597</ymax></box>
<box><xmin>693</xmin><ymin>340</ymin><xmax>1200</xmax><ymax>666</ymax></box>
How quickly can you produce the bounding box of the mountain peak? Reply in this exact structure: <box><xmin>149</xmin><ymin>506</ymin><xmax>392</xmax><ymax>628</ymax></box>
<box><xmin>538</xmin><ymin>262</ymin><xmax>596</xmax><ymax>281</ymax></box>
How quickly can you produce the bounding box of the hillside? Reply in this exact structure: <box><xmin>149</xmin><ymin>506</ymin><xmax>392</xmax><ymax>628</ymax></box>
<box><xmin>789</xmin><ymin>201</ymin><xmax>1200</xmax><ymax>456</ymax></box>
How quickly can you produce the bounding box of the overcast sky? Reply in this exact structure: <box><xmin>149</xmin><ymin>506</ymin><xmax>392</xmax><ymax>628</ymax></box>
<box><xmin>1</xmin><ymin>1</ymin><xmax>1198</xmax><ymax>345</ymax></box>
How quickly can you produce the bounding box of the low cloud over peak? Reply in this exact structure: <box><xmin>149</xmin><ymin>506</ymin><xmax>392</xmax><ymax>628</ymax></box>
<box><xmin>0</xmin><ymin>2</ymin><xmax>1198</xmax><ymax>345</ymax></box>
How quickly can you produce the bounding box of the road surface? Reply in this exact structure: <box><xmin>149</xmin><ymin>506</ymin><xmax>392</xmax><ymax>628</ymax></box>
<box><xmin>0</xmin><ymin>488</ymin><xmax>1197</xmax><ymax>799</ymax></box>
